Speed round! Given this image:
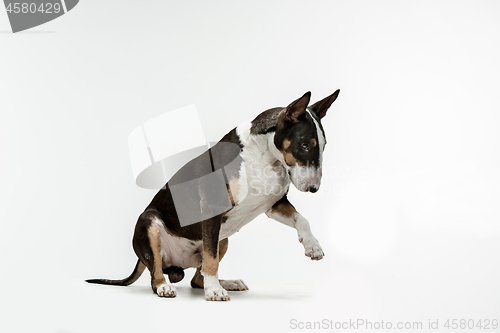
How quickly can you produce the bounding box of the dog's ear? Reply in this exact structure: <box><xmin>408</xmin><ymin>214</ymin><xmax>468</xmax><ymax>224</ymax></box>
<box><xmin>309</xmin><ymin>89</ymin><xmax>340</xmax><ymax>119</ymax></box>
<box><xmin>284</xmin><ymin>91</ymin><xmax>311</xmax><ymax>123</ymax></box>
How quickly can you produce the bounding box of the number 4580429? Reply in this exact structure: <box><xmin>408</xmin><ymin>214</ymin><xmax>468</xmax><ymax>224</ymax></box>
<box><xmin>444</xmin><ymin>319</ymin><xmax>498</xmax><ymax>330</ymax></box>
<box><xmin>5</xmin><ymin>3</ymin><xmax>61</xmax><ymax>14</ymax></box>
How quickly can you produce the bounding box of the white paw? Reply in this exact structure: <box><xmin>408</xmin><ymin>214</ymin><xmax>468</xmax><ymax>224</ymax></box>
<box><xmin>301</xmin><ymin>237</ymin><xmax>324</xmax><ymax>260</ymax></box>
<box><xmin>220</xmin><ymin>279</ymin><xmax>249</xmax><ymax>291</ymax></box>
<box><xmin>156</xmin><ymin>283</ymin><xmax>177</xmax><ymax>297</ymax></box>
<box><xmin>205</xmin><ymin>287</ymin><xmax>230</xmax><ymax>301</ymax></box>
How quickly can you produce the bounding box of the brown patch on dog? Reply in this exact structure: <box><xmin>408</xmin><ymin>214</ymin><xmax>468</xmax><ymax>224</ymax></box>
<box><xmin>228</xmin><ymin>178</ymin><xmax>240</xmax><ymax>205</ymax></box>
<box><xmin>219</xmin><ymin>238</ymin><xmax>229</xmax><ymax>259</ymax></box>
<box><xmin>202</xmin><ymin>249</ymin><xmax>219</xmax><ymax>276</ymax></box>
<box><xmin>279</xmin><ymin>138</ymin><xmax>306</xmax><ymax>167</ymax></box>
<box><xmin>147</xmin><ymin>224</ymin><xmax>166</xmax><ymax>289</ymax></box>
<box><xmin>282</xmin><ymin>151</ymin><xmax>306</xmax><ymax>167</ymax></box>
<box><xmin>310</xmin><ymin>138</ymin><xmax>317</xmax><ymax>147</ymax></box>
<box><xmin>271</xmin><ymin>200</ymin><xmax>297</xmax><ymax>217</ymax></box>
<box><xmin>191</xmin><ymin>267</ymin><xmax>204</xmax><ymax>288</ymax></box>
<box><xmin>284</xmin><ymin>152</ymin><xmax>297</xmax><ymax>165</ymax></box>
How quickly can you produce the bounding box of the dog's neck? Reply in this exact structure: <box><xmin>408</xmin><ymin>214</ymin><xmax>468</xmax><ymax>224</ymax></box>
<box><xmin>267</xmin><ymin>132</ymin><xmax>287</xmax><ymax>169</ymax></box>
<box><xmin>237</xmin><ymin>111</ymin><xmax>288</xmax><ymax>172</ymax></box>
<box><xmin>250</xmin><ymin>108</ymin><xmax>289</xmax><ymax>169</ymax></box>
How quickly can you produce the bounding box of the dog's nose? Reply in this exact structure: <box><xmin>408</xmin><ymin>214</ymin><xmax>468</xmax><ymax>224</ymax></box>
<box><xmin>308</xmin><ymin>186</ymin><xmax>318</xmax><ymax>193</ymax></box>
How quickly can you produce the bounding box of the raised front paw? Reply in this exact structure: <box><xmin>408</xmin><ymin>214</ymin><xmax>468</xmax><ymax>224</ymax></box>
<box><xmin>205</xmin><ymin>287</ymin><xmax>230</xmax><ymax>301</ymax></box>
<box><xmin>301</xmin><ymin>237</ymin><xmax>324</xmax><ymax>260</ymax></box>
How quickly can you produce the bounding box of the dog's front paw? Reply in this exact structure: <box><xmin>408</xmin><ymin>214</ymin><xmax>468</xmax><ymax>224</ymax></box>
<box><xmin>220</xmin><ymin>279</ymin><xmax>249</xmax><ymax>291</ymax></box>
<box><xmin>205</xmin><ymin>287</ymin><xmax>230</xmax><ymax>301</ymax></box>
<box><xmin>301</xmin><ymin>237</ymin><xmax>324</xmax><ymax>260</ymax></box>
<box><xmin>156</xmin><ymin>283</ymin><xmax>177</xmax><ymax>297</ymax></box>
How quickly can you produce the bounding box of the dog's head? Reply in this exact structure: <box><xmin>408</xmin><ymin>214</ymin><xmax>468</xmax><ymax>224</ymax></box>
<box><xmin>274</xmin><ymin>90</ymin><xmax>339</xmax><ymax>192</ymax></box>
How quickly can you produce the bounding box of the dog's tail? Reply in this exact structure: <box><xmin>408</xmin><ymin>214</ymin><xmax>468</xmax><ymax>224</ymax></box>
<box><xmin>86</xmin><ymin>259</ymin><xmax>146</xmax><ymax>286</ymax></box>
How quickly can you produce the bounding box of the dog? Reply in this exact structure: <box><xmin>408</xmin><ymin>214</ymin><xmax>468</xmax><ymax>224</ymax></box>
<box><xmin>87</xmin><ymin>90</ymin><xmax>340</xmax><ymax>301</ymax></box>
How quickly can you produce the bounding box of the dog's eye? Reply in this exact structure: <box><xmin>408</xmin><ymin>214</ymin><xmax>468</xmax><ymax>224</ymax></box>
<box><xmin>301</xmin><ymin>143</ymin><xmax>309</xmax><ymax>151</ymax></box>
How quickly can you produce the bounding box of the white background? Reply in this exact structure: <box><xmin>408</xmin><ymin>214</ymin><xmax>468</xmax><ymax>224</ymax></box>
<box><xmin>1</xmin><ymin>1</ymin><xmax>500</xmax><ymax>332</ymax></box>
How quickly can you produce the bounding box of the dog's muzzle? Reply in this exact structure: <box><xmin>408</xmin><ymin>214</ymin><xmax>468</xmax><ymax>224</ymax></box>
<box><xmin>288</xmin><ymin>165</ymin><xmax>322</xmax><ymax>193</ymax></box>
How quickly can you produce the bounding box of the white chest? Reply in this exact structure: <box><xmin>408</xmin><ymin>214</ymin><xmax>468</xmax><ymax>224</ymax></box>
<box><xmin>219</xmin><ymin>124</ymin><xmax>290</xmax><ymax>240</ymax></box>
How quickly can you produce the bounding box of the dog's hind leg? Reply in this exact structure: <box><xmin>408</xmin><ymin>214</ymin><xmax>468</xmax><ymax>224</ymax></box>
<box><xmin>190</xmin><ymin>238</ymin><xmax>248</xmax><ymax>291</ymax></box>
<box><xmin>133</xmin><ymin>211</ymin><xmax>176</xmax><ymax>297</ymax></box>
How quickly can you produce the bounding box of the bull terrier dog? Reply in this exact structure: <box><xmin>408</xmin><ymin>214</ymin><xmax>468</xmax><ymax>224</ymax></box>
<box><xmin>87</xmin><ymin>90</ymin><xmax>340</xmax><ymax>301</ymax></box>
